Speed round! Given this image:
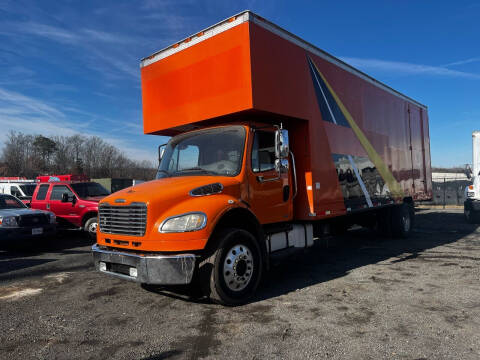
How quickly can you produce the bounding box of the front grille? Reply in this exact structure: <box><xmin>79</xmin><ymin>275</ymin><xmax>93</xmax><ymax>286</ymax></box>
<box><xmin>19</xmin><ymin>214</ymin><xmax>49</xmax><ymax>227</ymax></box>
<box><xmin>99</xmin><ymin>203</ymin><xmax>147</xmax><ymax>236</ymax></box>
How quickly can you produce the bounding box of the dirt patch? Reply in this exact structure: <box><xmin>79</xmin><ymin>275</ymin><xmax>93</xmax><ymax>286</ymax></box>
<box><xmin>0</xmin><ymin>286</ymin><xmax>42</xmax><ymax>301</ymax></box>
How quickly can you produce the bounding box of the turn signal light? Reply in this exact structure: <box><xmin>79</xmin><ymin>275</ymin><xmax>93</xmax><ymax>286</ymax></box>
<box><xmin>468</xmin><ymin>185</ymin><xmax>474</xmax><ymax>190</ymax></box>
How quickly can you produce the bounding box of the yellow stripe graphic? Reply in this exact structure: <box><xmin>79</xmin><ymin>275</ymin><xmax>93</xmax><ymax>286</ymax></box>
<box><xmin>310</xmin><ymin>60</ymin><xmax>404</xmax><ymax>199</ymax></box>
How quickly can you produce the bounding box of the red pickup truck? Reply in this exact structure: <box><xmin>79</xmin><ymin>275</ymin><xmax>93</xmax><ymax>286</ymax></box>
<box><xmin>30</xmin><ymin>175</ymin><xmax>110</xmax><ymax>238</ymax></box>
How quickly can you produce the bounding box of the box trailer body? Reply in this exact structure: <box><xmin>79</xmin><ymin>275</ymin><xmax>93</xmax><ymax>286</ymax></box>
<box><xmin>465</xmin><ymin>131</ymin><xmax>480</xmax><ymax>223</ymax></box>
<box><xmin>93</xmin><ymin>11</ymin><xmax>432</xmax><ymax>304</ymax></box>
<box><xmin>141</xmin><ymin>12</ymin><xmax>432</xmax><ymax>218</ymax></box>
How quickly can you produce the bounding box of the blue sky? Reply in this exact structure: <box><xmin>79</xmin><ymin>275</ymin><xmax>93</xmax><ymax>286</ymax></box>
<box><xmin>0</xmin><ymin>0</ymin><xmax>479</xmax><ymax>167</ymax></box>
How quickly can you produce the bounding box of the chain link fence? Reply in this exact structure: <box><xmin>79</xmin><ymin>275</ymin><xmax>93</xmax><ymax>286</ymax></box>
<box><xmin>432</xmin><ymin>176</ymin><xmax>471</xmax><ymax>206</ymax></box>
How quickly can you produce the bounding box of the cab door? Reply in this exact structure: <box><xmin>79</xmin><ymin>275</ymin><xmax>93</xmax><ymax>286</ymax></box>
<box><xmin>48</xmin><ymin>184</ymin><xmax>79</xmax><ymax>226</ymax></box>
<box><xmin>247</xmin><ymin>130</ymin><xmax>293</xmax><ymax>224</ymax></box>
<box><xmin>32</xmin><ymin>184</ymin><xmax>50</xmax><ymax>211</ymax></box>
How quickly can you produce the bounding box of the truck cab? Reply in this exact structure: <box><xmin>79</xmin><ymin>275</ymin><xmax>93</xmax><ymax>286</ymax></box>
<box><xmin>31</xmin><ymin>175</ymin><xmax>110</xmax><ymax>238</ymax></box>
<box><xmin>94</xmin><ymin>123</ymin><xmax>295</xmax><ymax>304</ymax></box>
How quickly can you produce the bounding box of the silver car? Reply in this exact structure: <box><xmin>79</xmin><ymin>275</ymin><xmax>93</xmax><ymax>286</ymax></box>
<box><xmin>0</xmin><ymin>194</ymin><xmax>56</xmax><ymax>240</ymax></box>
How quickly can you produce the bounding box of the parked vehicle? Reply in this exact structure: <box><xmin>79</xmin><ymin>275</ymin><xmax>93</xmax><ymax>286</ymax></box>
<box><xmin>0</xmin><ymin>194</ymin><xmax>56</xmax><ymax>240</ymax></box>
<box><xmin>0</xmin><ymin>179</ymin><xmax>37</xmax><ymax>204</ymax></box>
<box><xmin>92</xmin><ymin>11</ymin><xmax>432</xmax><ymax>305</ymax></box>
<box><xmin>465</xmin><ymin>131</ymin><xmax>480</xmax><ymax>223</ymax></box>
<box><xmin>30</xmin><ymin>175</ymin><xmax>110</xmax><ymax>238</ymax></box>
<box><xmin>92</xmin><ymin>178</ymin><xmax>146</xmax><ymax>193</ymax></box>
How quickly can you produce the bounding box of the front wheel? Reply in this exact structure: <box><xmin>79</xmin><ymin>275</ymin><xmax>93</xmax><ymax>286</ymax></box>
<box><xmin>198</xmin><ymin>228</ymin><xmax>263</xmax><ymax>306</ymax></box>
<box><xmin>84</xmin><ymin>217</ymin><xmax>98</xmax><ymax>240</ymax></box>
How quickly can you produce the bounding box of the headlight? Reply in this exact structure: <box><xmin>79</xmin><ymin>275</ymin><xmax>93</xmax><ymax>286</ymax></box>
<box><xmin>0</xmin><ymin>216</ymin><xmax>18</xmax><ymax>227</ymax></box>
<box><xmin>48</xmin><ymin>213</ymin><xmax>56</xmax><ymax>224</ymax></box>
<box><xmin>159</xmin><ymin>212</ymin><xmax>207</xmax><ymax>233</ymax></box>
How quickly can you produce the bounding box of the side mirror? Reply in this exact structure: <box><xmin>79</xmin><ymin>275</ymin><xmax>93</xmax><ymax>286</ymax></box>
<box><xmin>158</xmin><ymin>144</ymin><xmax>167</xmax><ymax>164</ymax></box>
<box><xmin>61</xmin><ymin>193</ymin><xmax>69</xmax><ymax>203</ymax></box>
<box><xmin>275</xmin><ymin>129</ymin><xmax>289</xmax><ymax>159</ymax></box>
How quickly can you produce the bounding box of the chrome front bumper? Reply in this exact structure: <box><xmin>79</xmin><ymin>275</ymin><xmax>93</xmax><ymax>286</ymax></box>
<box><xmin>91</xmin><ymin>244</ymin><xmax>197</xmax><ymax>285</ymax></box>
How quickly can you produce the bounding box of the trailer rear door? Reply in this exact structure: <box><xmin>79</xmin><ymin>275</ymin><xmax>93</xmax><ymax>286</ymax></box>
<box><xmin>408</xmin><ymin>105</ymin><xmax>429</xmax><ymax>197</ymax></box>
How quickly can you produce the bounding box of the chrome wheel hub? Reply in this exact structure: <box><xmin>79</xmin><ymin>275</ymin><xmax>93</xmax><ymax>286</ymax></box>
<box><xmin>89</xmin><ymin>222</ymin><xmax>98</xmax><ymax>233</ymax></box>
<box><xmin>223</xmin><ymin>244</ymin><xmax>254</xmax><ymax>292</ymax></box>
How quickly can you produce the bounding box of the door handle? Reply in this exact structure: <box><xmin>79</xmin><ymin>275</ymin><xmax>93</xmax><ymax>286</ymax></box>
<box><xmin>256</xmin><ymin>175</ymin><xmax>280</xmax><ymax>183</ymax></box>
<box><xmin>46</xmin><ymin>203</ymin><xmax>50</xmax><ymax>209</ymax></box>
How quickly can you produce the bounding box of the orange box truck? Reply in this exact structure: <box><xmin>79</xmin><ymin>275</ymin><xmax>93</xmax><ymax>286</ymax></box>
<box><xmin>92</xmin><ymin>11</ymin><xmax>432</xmax><ymax>305</ymax></box>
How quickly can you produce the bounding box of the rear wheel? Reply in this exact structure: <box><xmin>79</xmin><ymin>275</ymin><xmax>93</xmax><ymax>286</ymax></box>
<box><xmin>464</xmin><ymin>204</ymin><xmax>480</xmax><ymax>224</ymax></box>
<box><xmin>391</xmin><ymin>203</ymin><xmax>414</xmax><ymax>238</ymax></box>
<box><xmin>84</xmin><ymin>217</ymin><xmax>98</xmax><ymax>239</ymax></box>
<box><xmin>198</xmin><ymin>228</ymin><xmax>263</xmax><ymax>306</ymax></box>
<box><xmin>376</xmin><ymin>207</ymin><xmax>392</xmax><ymax>237</ymax></box>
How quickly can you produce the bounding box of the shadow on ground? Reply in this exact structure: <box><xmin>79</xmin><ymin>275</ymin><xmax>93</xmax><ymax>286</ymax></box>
<box><xmin>0</xmin><ymin>230</ymin><xmax>94</xmax><ymax>275</ymax></box>
<box><xmin>145</xmin><ymin>210</ymin><xmax>479</xmax><ymax>304</ymax></box>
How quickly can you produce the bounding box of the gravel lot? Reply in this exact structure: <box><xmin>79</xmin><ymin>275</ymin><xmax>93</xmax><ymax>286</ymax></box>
<box><xmin>1</xmin><ymin>209</ymin><xmax>479</xmax><ymax>360</ymax></box>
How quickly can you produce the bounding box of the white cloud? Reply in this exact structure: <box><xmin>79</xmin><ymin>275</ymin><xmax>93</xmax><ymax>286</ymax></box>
<box><xmin>340</xmin><ymin>57</ymin><xmax>480</xmax><ymax>80</ymax></box>
<box><xmin>443</xmin><ymin>57</ymin><xmax>480</xmax><ymax>67</ymax></box>
<box><xmin>0</xmin><ymin>87</ymin><xmax>154</xmax><ymax>162</ymax></box>
<box><xmin>0</xmin><ymin>87</ymin><xmax>65</xmax><ymax>119</ymax></box>
<box><xmin>7</xmin><ymin>22</ymin><xmax>80</xmax><ymax>43</ymax></box>
<box><xmin>1</xmin><ymin>21</ymin><xmax>141</xmax><ymax>80</ymax></box>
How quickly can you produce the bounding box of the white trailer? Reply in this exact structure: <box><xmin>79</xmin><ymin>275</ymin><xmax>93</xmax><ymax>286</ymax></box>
<box><xmin>464</xmin><ymin>131</ymin><xmax>480</xmax><ymax>223</ymax></box>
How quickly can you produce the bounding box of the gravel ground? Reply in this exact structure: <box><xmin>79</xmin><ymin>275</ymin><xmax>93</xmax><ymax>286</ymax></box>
<box><xmin>0</xmin><ymin>209</ymin><xmax>479</xmax><ymax>360</ymax></box>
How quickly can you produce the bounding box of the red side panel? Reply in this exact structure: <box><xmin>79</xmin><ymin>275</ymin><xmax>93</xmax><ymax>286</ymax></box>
<box><xmin>248</xmin><ymin>22</ymin><xmax>432</xmax><ymax>219</ymax></box>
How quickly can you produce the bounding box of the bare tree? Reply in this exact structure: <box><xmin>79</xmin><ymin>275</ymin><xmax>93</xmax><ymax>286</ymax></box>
<box><xmin>1</xmin><ymin>131</ymin><xmax>155</xmax><ymax>180</ymax></box>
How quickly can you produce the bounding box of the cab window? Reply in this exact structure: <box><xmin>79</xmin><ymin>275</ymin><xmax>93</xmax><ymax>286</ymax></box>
<box><xmin>251</xmin><ymin>131</ymin><xmax>275</xmax><ymax>172</ymax></box>
<box><xmin>50</xmin><ymin>185</ymin><xmax>74</xmax><ymax>201</ymax></box>
<box><xmin>36</xmin><ymin>184</ymin><xmax>49</xmax><ymax>200</ymax></box>
<box><xmin>0</xmin><ymin>195</ymin><xmax>26</xmax><ymax>209</ymax></box>
<box><xmin>10</xmin><ymin>186</ymin><xmax>21</xmax><ymax>198</ymax></box>
<box><xmin>168</xmin><ymin>145</ymin><xmax>200</xmax><ymax>172</ymax></box>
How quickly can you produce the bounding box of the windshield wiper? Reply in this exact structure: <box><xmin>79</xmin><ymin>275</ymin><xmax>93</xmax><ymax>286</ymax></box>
<box><xmin>176</xmin><ymin>167</ymin><xmax>216</xmax><ymax>175</ymax></box>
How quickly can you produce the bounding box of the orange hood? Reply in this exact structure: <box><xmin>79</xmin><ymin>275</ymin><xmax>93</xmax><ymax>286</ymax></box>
<box><xmin>102</xmin><ymin>176</ymin><xmax>241</xmax><ymax>207</ymax></box>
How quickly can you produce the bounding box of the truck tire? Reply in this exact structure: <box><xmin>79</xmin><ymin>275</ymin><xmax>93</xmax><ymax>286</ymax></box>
<box><xmin>464</xmin><ymin>204</ymin><xmax>480</xmax><ymax>224</ymax></box>
<box><xmin>391</xmin><ymin>203</ymin><xmax>414</xmax><ymax>238</ymax></box>
<box><xmin>198</xmin><ymin>228</ymin><xmax>263</xmax><ymax>306</ymax></box>
<box><xmin>84</xmin><ymin>217</ymin><xmax>98</xmax><ymax>240</ymax></box>
<box><xmin>376</xmin><ymin>207</ymin><xmax>392</xmax><ymax>237</ymax></box>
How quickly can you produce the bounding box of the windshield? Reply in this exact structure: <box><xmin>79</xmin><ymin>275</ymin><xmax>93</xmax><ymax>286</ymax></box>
<box><xmin>71</xmin><ymin>182</ymin><xmax>110</xmax><ymax>199</ymax></box>
<box><xmin>156</xmin><ymin>126</ymin><xmax>246</xmax><ymax>179</ymax></box>
<box><xmin>19</xmin><ymin>184</ymin><xmax>36</xmax><ymax>196</ymax></box>
<box><xmin>0</xmin><ymin>195</ymin><xmax>26</xmax><ymax>209</ymax></box>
